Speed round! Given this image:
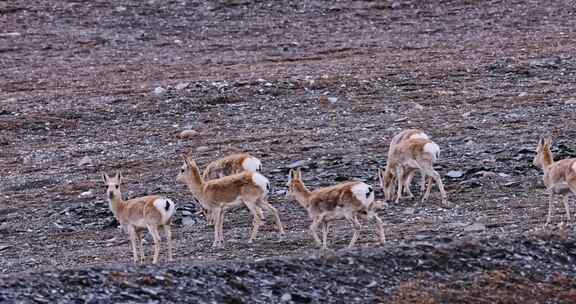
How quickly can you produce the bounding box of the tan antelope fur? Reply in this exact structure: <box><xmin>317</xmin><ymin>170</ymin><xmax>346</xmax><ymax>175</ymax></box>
<box><xmin>286</xmin><ymin>168</ymin><xmax>385</xmax><ymax>250</ymax></box>
<box><xmin>201</xmin><ymin>153</ymin><xmax>264</xmax><ymax>225</ymax></box>
<box><xmin>380</xmin><ymin>138</ymin><xmax>448</xmax><ymax>206</ymax></box>
<box><xmin>533</xmin><ymin>137</ymin><xmax>576</xmax><ymax>226</ymax></box>
<box><xmin>177</xmin><ymin>154</ymin><xmax>284</xmax><ymax>247</ymax></box>
<box><xmin>102</xmin><ymin>172</ymin><xmax>176</xmax><ymax>264</ymax></box>
<box><xmin>202</xmin><ymin>153</ymin><xmax>262</xmax><ymax>180</ymax></box>
<box><xmin>380</xmin><ymin>129</ymin><xmax>431</xmax><ymax>201</ymax></box>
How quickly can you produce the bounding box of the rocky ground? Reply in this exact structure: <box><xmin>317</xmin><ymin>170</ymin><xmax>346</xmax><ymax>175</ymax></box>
<box><xmin>2</xmin><ymin>0</ymin><xmax>576</xmax><ymax>302</ymax></box>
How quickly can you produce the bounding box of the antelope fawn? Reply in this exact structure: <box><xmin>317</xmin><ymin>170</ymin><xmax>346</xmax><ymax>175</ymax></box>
<box><xmin>102</xmin><ymin>172</ymin><xmax>176</xmax><ymax>264</ymax></box>
<box><xmin>286</xmin><ymin>168</ymin><xmax>385</xmax><ymax>250</ymax></box>
<box><xmin>201</xmin><ymin>153</ymin><xmax>264</xmax><ymax>225</ymax></box>
<box><xmin>177</xmin><ymin>154</ymin><xmax>284</xmax><ymax>247</ymax></box>
<box><xmin>533</xmin><ymin>137</ymin><xmax>576</xmax><ymax>226</ymax></box>
<box><xmin>380</xmin><ymin>137</ymin><xmax>448</xmax><ymax>206</ymax></box>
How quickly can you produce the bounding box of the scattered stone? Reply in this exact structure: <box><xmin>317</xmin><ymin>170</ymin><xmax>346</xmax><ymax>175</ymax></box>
<box><xmin>565</xmin><ymin>99</ymin><xmax>576</xmax><ymax>105</ymax></box>
<box><xmin>475</xmin><ymin>171</ymin><xmax>498</xmax><ymax>179</ymax></box>
<box><xmin>287</xmin><ymin>160</ymin><xmax>307</xmax><ymax>169</ymax></box>
<box><xmin>78</xmin><ymin>156</ymin><xmax>93</xmax><ymax>166</ymax></box>
<box><xmin>175</xmin><ymin>82</ymin><xmax>188</xmax><ymax>90</ymax></box>
<box><xmin>446</xmin><ymin>170</ymin><xmax>465</xmax><ymax>178</ymax></box>
<box><xmin>196</xmin><ymin>146</ymin><xmax>211</xmax><ymax>152</ymax></box>
<box><xmin>403</xmin><ymin>207</ymin><xmax>416</xmax><ymax>215</ymax></box>
<box><xmin>464</xmin><ymin>223</ymin><xmax>486</xmax><ymax>232</ymax></box>
<box><xmin>0</xmin><ymin>32</ymin><xmax>21</xmax><ymax>38</ymax></box>
<box><xmin>281</xmin><ymin>293</ymin><xmax>292</xmax><ymax>302</ymax></box>
<box><xmin>154</xmin><ymin>87</ymin><xmax>167</xmax><ymax>96</ymax></box>
<box><xmin>413</xmin><ymin>103</ymin><xmax>425</xmax><ymax>110</ymax></box>
<box><xmin>182</xmin><ymin>217</ymin><xmax>196</xmax><ymax>226</ymax></box>
<box><xmin>179</xmin><ymin>130</ymin><xmax>198</xmax><ymax>139</ymax></box>
<box><xmin>79</xmin><ymin>190</ymin><xmax>94</xmax><ymax>198</ymax></box>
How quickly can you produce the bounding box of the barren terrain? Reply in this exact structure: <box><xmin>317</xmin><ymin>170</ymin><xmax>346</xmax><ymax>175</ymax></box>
<box><xmin>2</xmin><ymin>0</ymin><xmax>576</xmax><ymax>302</ymax></box>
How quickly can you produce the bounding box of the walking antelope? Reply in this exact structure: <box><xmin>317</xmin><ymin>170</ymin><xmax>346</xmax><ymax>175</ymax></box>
<box><xmin>379</xmin><ymin>129</ymin><xmax>431</xmax><ymax>202</ymax></box>
<box><xmin>200</xmin><ymin>153</ymin><xmax>264</xmax><ymax>225</ymax></box>
<box><xmin>286</xmin><ymin>168</ymin><xmax>385</xmax><ymax>250</ymax></box>
<box><xmin>380</xmin><ymin>136</ymin><xmax>448</xmax><ymax>206</ymax></box>
<box><xmin>177</xmin><ymin>154</ymin><xmax>284</xmax><ymax>247</ymax></box>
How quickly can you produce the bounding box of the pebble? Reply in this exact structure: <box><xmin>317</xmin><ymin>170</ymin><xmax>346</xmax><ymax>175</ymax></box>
<box><xmin>78</xmin><ymin>156</ymin><xmax>93</xmax><ymax>166</ymax></box>
<box><xmin>154</xmin><ymin>87</ymin><xmax>167</xmax><ymax>96</ymax></box>
<box><xmin>179</xmin><ymin>130</ymin><xmax>198</xmax><ymax>139</ymax></box>
<box><xmin>464</xmin><ymin>223</ymin><xmax>486</xmax><ymax>232</ymax></box>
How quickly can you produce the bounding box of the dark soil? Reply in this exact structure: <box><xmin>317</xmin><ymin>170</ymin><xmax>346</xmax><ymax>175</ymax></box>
<box><xmin>2</xmin><ymin>0</ymin><xmax>576</xmax><ymax>302</ymax></box>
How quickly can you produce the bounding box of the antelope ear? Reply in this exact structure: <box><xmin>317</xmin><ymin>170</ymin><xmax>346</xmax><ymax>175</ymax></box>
<box><xmin>288</xmin><ymin>169</ymin><xmax>294</xmax><ymax>181</ymax></box>
<box><xmin>544</xmin><ymin>137</ymin><xmax>552</xmax><ymax>147</ymax></box>
<box><xmin>182</xmin><ymin>154</ymin><xmax>191</xmax><ymax>166</ymax></box>
<box><xmin>101</xmin><ymin>172</ymin><xmax>109</xmax><ymax>184</ymax></box>
<box><xmin>296</xmin><ymin>167</ymin><xmax>302</xmax><ymax>179</ymax></box>
<box><xmin>115</xmin><ymin>171</ymin><xmax>122</xmax><ymax>182</ymax></box>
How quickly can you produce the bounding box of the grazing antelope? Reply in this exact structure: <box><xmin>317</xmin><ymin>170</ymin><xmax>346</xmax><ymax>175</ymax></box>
<box><xmin>286</xmin><ymin>168</ymin><xmax>385</xmax><ymax>250</ymax></box>
<box><xmin>201</xmin><ymin>153</ymin><xmax>264</xmax><ymax>225</ymax></box>
<box><xmin>381</xmin><ymin>129</ymin><xmax>431</xmax><ymax>201</ymax></box>
<box><xmin>102</xmin><ymin>172</ymin><xmax>176</xmax><ymax>264</ymax></box>
<box><xmin>533</xmin><ymin>137</ymin><xmax>576</xmax><ymax>226</ymax></box>
<box><xmin>177</xmin><ymin>154</ymin><xmax>284</xmax><ymax>247</ymax></box>
<box><xmin>380</xmin><ymin>137</ymin><xmax>448</xmax><ymax>206</ymax></box>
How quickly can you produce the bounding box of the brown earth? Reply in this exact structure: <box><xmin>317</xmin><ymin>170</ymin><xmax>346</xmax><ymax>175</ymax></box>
<box><xmin>2</xmin><ymin>0</ymin><xmax>576</xmax><ymax>302</ymax></box>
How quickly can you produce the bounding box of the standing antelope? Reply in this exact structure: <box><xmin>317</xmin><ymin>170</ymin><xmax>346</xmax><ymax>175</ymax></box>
<box><xmin>533</xmin><ymin>137</ymin><xmax>576</xmax><ymax>226</ymax></box>
<box><xmin>380</xmin><ymin>137</ymin><xmax>448</xmax><ymax>206</ymax></box>
<box><xmin>102</xmin><ymin>172</ymin><xmax>176</xmax><ymax>264</ymax></box>
<box><xmin>177</xmin><ymin>154</ymin><xmax>284</xmax><ymax>247</ymax></box>
<box><xmin>380</xmin><ymin>129</ymin><xmax>431</xmax><ymax>201</ymax></box>
<box><xmin>286</xmin><ymin>168</ymin><xmax>385</xmax><ymax>250</ymax></box>
<box><xmin>200</xmin><ymin>153</ymin><xmax>264</xmax><ymax>225</ymax></box>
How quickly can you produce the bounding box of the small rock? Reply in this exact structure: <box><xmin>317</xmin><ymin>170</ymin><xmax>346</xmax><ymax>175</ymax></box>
<box><xmin>475</xmin><ymin>171</ymin><xmax>498</xmax><ymax>179</ymax></box>
<box><xmin>281</xmin><ymin>293</ymin><xmax>292</xmax><ymax>302</ymax></box>
<box><xmin>115</xmin><ymin>6</ymin><xmax>127</xmax><ymax>12</ymax></box>
<box><xmin>446</xmin><ymin>170</ymin><xmax>465</xmax><ymax>178</ymax></box>
<box><xmin>413</xmin><ymin>103</ymin><xmax>425</xmax><ymax>110</ymax></box>
<box><xmin>179</xmin><ymin>130</ymin><xmax>197</xmax><ymax>139</ymax></box>
<box><xmin>78</xmin><ymin>156</ymin><xmax>93</xmax><ymax>166</ymax></box>
<box><xmin>181</xmin><ymin>210</ymin><xmax>193</xmax><ymax>216</ymax></box>
<box><xmin>565</xmin><ymin>99</ymin><xmax>576</xmax><ymax>105</ymax></box>
<box><xmin>196</xmin><ymin>146</ymin><xmax>210</xmax><ymax>152</ymax></box>
<box><xmin>154</xmin><ymin>87</ymin><xmax>167</xmax><ymax>96</ymax></box>
<box><xmin>182</xmin><ymin>217</ymin><xmax>196</xmax><ymax>226</ymax></box>
<box><xmin>403</xmin><ymin>207</ymin><xmax>415</xmax><ymax>215</ymax></box>
<box><xmin>327</xmin><ymin>97</ymin><xmax>338</xmax><ymax>103</ymax></box>
<box><xmin>287</xmin><ymin>160</ymin><xmax>307</xmax><ymax>169</ymax></box>
<box><xmin>175</xmin><ymin>82</ymin><xmax>188</xmax><ymax>90</ymax></box>
<box><xmin>79</xmin><ymin>190</ymin><xmax>94</xmax><ymax>198</ymax></box>
<box><xmin>464</xmin><ymin>223</ymin><xmax>486</xmax><ymax>232</ymax></box>
<box><xmin>0</xmin><ymin>32</ymin><xmax>21</xmax><ymax>38</ymax></box>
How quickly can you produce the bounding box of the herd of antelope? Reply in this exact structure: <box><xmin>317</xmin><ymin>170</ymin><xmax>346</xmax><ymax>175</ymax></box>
<box><xmin>101</xmin><ymin>129</ymin><xmax>576</xmax><ymax>264</ymax></box>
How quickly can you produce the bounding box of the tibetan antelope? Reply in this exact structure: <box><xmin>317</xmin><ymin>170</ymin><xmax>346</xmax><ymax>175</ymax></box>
<box><xmin>380</xmin><ymin>129</ymin><xmax>431</xmax><ymax>202</ymax></box>
<box><xmin>102</xmin><ymin>172</ymin><xmax>176</xmax><ymax>264</ymax></box>
<box><xmin>200</xmin><ymin>153</ymin><xmax>264</xmax><ymax>225</ymax></box>
<box><xmin>286</xmin><ymin>168</ymin><xmax>385</xmax><ymax>250</ymax></box>
<box><xmin>380</xmin><ymin>137</ymin><xmax>448</xmax><ymax>206</ymax></box>
<box><xmin>177</xmin><ymin>154</ymin><xmax>284</xmax><ymax>247</ymax></box>
<box><xmin>533</xmin><ymin>137</ymin><xmax>576</xmax><ymax>226</ymax></box>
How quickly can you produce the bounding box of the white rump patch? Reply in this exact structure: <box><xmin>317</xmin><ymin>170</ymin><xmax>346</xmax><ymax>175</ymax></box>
<box><xmin>243</xmin><ymin>157</ymin><xmax>262</xmax><ymax>172</ymax></box>
<box><xmin>409</xmin><ymin>132</ymin><xmax>429</xmax><ymax>140</ymax></box>
<box><xmin>251</xmin><ymin>172</ymin><xmax>270</xmax><ymax>194</ymax></box>
<box><xmin>351</xmin><ymin>183</ymin><xmax>375</xmax><ymax>208</ymax></box>
<box><xmin>153</xmin><ymin>197</ymin><xmax>177</xmax><ymax>224</ymax></box>
<box><xmin>423</xmin><ymin>142</ymin><xmax>440</xmax><ymax>161</ymax></box>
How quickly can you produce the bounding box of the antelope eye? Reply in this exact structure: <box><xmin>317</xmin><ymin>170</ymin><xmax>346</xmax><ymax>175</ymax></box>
<box><xmin>180</xmin><ymin>168</ymin><xmax>185</xmax><ymax>173</ymax></box>
<box><xmin>115</xmin><ymin>185</ymin><xmax>119</xmax><ymax>189</ymax></box>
